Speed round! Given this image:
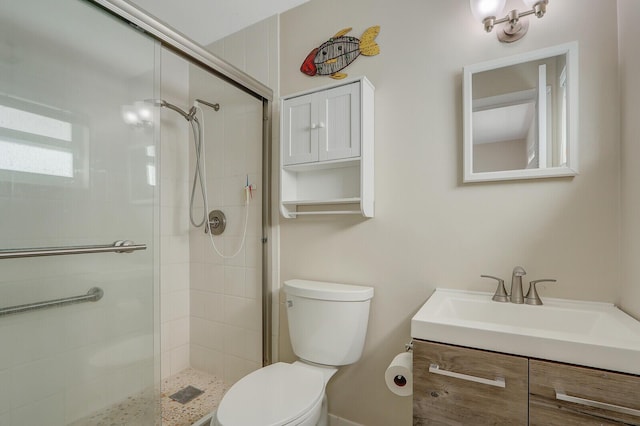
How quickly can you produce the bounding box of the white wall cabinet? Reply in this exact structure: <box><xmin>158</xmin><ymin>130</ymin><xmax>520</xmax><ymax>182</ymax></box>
<box><xmin>280</xmin><ymin>76</ymin><xmax>374</xmax><ymax>218</ymax></box>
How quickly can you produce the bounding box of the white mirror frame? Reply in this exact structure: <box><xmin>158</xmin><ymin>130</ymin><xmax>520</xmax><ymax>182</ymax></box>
<box><xmin>463</xmin><ymin>42</ymin><xmax>579</xmax><ymax>183</ymax></box>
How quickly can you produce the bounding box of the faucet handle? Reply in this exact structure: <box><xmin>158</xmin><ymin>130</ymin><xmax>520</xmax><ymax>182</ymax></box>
<box><xmin>481</xmin><ymin>275</ymin><xmax>509</xmax><ymax>303</ymax></box>
<box><xmin>512</xmin><ymin>266</ymin><xmax>526</xmax><ymax>276</ymax></box>
<box><xmin>525</xmin><ymin>279</ymin><xmax>557</xmax><ymax>305</ymax></box>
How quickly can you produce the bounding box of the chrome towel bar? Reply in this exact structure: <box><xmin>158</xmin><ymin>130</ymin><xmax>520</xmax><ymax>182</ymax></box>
<box><xmin>0</xmin><ymin>287</ymin><xmax>104</xmax><ymax>317</ymax></box>
<box><xmin>0</xmin><ymin>240</ymin><xmax>146</xmax><ymax>260</ymax></box>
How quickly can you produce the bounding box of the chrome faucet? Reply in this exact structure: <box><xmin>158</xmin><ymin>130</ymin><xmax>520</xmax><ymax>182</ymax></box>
<box><xmin>510</xmin><ymin>266</ymin><xmax>526</xmax><ymax>304</ymax></box>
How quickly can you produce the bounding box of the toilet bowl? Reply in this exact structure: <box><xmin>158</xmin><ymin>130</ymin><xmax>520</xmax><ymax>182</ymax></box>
<box><xmin>212</xmin><ymin>279</ymin><xmax>374</xmax><ymax>426</ymax></box>
<box><xmin>212</xmin><ymin>361</ymin><xmax>336</xmax><ymax>426</ymax></box>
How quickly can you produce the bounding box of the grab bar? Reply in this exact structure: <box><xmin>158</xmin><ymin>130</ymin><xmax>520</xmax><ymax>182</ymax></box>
<box><xmin>0</xmin><ymin>240</ymin><xmax>146</xmax><ymax>260</ymax></box>
<box><xmin>0</xmin><ymin>287</ymin><xmax>104</xmax><ymax>317</ymax></box>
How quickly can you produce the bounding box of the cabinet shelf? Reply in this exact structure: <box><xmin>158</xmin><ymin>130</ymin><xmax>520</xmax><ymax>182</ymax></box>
<box><xmin>282</xmin><ymin>157</ymin><xmax>360</xmax><ymax>172</ymax></box>
<box><xmin>282</xmin><ymin>197</ymin><xmax>361</xmax><ymax>206</ymax></box>
<box><xmin>280</xmin><ymin>76</ymin><xmax>374</xmax><ymax>218</ymax></box>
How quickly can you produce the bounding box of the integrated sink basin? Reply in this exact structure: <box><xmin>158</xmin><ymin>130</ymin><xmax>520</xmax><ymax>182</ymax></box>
<box><xmin>411</xmin><ymin>289</ymin><xmax>640</xmax><ymax>375</ymax></box>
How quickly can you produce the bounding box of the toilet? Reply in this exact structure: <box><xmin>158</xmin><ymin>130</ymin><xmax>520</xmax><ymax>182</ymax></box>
<box><xmin>212</xmin><ymin>279</ymin><xmax>374</xmax><ymax>426</ymax></box>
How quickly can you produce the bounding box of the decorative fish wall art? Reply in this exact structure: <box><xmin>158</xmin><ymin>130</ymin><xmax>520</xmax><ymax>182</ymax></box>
<box><xmin>300</xmin><ymin>26</ymin><xmax>380</xmax><ymax>80</ymax></box>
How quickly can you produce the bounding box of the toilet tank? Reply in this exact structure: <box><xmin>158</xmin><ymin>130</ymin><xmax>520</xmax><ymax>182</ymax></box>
<box><xmin>284</xmin><ymin>279</ymin><xmax>374</xmax><ymax>366</ymax></box>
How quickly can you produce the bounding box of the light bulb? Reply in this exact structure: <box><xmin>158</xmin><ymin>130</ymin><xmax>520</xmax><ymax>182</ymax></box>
<box><xmin>523</xmin><ymin>0</ymin><xmax>548</xmax><ymax>17</ymax></box>
<box><xmin>136</xmin><ymin>104</ymin><xmax>152</xmax><ymax>121</ymax></box>
<box><xmin>470</xmin><ymin>0</ymin><xmax>506</xmax><ymax>22</ymax></box>
<box><xmin>121</xmin><ymin>105</ymin><xmax>139</xmax><ymax>126</ymax></box>
<box><xmin>522</xmin><ymin>0</ymin><xmax>542</xmax><ymax>8</ymax></box>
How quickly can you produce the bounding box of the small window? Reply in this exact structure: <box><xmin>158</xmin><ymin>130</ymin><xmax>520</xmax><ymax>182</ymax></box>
<box><xmin>0</xmin><ymin>96</ymin><xmax>88</xmax><ymax>186</ymax></box>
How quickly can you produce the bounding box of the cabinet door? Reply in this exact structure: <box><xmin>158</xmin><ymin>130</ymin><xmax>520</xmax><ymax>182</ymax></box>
<box><xmin>413</xmin><ymin>340</ymin><xmax>528</xmax><ymax>425</ymax></box>
<box><xmin>318</xmin><ymin>82</ymin><xmax>361</xmax><ymax>161</ymax></box>
<box><xmin>282</xmin><ymin>93</ymin><xmax>318</xmax><ymax>165</ymax></box>
<box><xmin>530</xmin><ymin>359</ymin><xmax>640</xmax><ymax>426</ymax></box>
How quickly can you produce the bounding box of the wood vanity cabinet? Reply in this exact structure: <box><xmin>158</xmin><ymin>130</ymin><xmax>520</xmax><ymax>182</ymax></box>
<box><xmin>412</xmin><ymin>340</ymin><xmax>529</xmax><ymax>425</ymax></box>
<box><xmin>529</xmin><ymin>359</ymin><xmax>640</xmax><ymax>425</ymax></box>
<box><xmin>413</xmin><ymin>339</ymin><xmax>640</xmax><ymax>425</ymax></box>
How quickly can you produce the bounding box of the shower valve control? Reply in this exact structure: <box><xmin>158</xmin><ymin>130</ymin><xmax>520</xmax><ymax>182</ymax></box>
<box><xmin>206</xmin><ymin>210</ymin><xmax>226</xmax><ymax>235</ymax></box>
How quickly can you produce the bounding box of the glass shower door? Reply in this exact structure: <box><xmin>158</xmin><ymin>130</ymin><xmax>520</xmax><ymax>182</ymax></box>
<box><xmin>0</xmin><ymin>0</ymin><xmax>159</xmax><ymax>424</ymax></box>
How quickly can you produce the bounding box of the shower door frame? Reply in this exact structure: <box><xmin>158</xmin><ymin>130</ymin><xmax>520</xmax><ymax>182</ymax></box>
<box><xmin>87</xmin><ymin>0</ymin><xmax>274</xmax><ymax>367</ymax></box>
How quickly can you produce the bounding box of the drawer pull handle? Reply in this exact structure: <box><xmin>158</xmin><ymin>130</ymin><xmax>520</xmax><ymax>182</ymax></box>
<box><xmin>428</xmin><ymin>364</ymin><xmax>506</xmax><ymax>388</ymax></box>
<box><xmin>556</xmin><ymin>391</ymin><xmax>640</xmax><ymax>417</ymax></box>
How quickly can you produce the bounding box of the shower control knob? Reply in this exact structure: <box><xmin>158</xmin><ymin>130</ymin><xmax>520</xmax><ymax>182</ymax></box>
<box><xmin>206</xmin><ymin>210</ymin><xmax>226</xmax><ymax>235</ymax></box>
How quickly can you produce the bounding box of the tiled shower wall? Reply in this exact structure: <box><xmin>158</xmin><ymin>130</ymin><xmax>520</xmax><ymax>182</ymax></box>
<box><xmin>189</xmin><ymin>15</ymin><xmax>279</xmax><ymax>384</ymax></box>
<box><xmin>159</xmin><ymin>50</ymin><xmax>191</xmax><ymax>379</ymax></box>
<box><xmin>159</xmin><ymin>15</ymin><xmax>278</xmax><ymax>384</ymax></box>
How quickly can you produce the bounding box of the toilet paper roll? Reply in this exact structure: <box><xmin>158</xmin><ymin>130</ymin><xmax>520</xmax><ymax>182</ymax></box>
<box><xmin>385</xmin><ymin>351</ymin><xmax>413</xmax><ymax>396</ymax></box>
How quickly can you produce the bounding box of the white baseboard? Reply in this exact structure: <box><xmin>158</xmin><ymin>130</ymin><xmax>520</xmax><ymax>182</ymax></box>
<box><xmin>328</xmin><ymin>413</ymin><xmax>364</xmax><ymax>426</ymax></box>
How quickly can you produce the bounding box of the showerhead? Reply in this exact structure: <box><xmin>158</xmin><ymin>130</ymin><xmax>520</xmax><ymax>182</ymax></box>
<box><xmin>145</xmin><ymin>99</ymin><xmax>166</xmax><ymax>107</ymax></box>
<box><xmin>145</xmin><ymin>98</ymin><xmax>196</xmax><ymax>122</ymax></box>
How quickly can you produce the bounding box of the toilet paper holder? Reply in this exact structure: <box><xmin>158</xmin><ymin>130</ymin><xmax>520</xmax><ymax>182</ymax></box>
<box><xmin>405</xmin><ymin>340</ymin><xmax>413</xmax><ymax>352</ymax></box>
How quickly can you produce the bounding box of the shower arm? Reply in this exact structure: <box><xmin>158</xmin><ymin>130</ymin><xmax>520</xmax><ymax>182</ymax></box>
<box><xmin>195</xmin><ymin>98</ymin><xmax>220</xmax><ymax>112</ymax></box>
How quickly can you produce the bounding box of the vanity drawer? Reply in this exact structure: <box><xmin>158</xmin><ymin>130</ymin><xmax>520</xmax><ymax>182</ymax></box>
<box><xmin>413</xmin><ymin>340</ymin><xmax>528</xmax><ymax>425</ymax></box>
<box><xmin>530</xmin><ymin>359</ymin><xmax>640</xmax><ymax>425</ymax></box>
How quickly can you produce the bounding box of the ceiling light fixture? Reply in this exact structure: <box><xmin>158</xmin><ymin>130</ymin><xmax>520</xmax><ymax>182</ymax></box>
<box><xmin>470</xmin><ymin>0</ymin><xmax>549</xmax><ymax>43</ymax></box>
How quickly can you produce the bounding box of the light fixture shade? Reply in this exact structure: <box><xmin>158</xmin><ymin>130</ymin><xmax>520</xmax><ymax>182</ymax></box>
<box><xmin>470</xmin><ymin>0</ymin><xmax>506</xmax><ymax>22</ymax></box>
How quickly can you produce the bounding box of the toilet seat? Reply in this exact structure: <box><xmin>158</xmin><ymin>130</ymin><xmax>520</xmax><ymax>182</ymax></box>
<box><xmin>215</xmin><ymin>362</ymin><xmax>325</xmax><ymax>426</ymax></box>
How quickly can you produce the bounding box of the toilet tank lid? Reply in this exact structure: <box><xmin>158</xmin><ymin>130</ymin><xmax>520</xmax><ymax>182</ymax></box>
<box><xmin>284</xmin><ymin>279</ymin><xmax>374</xmax><ymax>302</ymax></box>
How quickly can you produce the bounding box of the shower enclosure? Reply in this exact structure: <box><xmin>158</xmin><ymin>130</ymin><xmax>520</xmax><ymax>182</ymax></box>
<box><xmin>0</xmin><ymin>0</ymin><xmax>272</xmax><ymax>424</ymax></box>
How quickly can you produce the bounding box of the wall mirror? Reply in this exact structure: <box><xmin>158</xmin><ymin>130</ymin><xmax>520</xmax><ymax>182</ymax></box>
<box><xmin>463</xmin><ymin>42</ymin><xmax>578</xmax><ymax>183</ymax></box>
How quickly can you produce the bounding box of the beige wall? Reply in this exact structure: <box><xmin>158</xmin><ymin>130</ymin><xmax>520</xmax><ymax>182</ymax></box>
<box><xmin>279</xmin><ymin>0</ymin><xmax>621</xmax><ymax>425</ymax></box>
<box><xmin>619</xmin><ymin>0</ymin><xmax>640</xmax><ymax>318</ymax></box>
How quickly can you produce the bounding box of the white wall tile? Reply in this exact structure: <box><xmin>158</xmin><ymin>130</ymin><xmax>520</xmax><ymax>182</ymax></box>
<box><xmin>0</xmin><ymin>370</ymin><xmax>9</xmax><ymax>415</ymax></box>
<box><xmin>205</xmin><ymin>264</ymin><xmax>225</xmax><ymax>293</ymax></box>
<box><xmin>161</xmin><ymin>262</ymin><xmax>189</xmax><ymax>293</ymax></box>
<box><xmin>224</xmin><ymin>266</ymin><xmax>245</xmax><ymax>297</ymax></box>
<box><xmin>13</xmin><ymin>394</ymin><xmax>65</xmax><ymax>426</ymax></box>
<box><xmin>203</xmin><ymin>293</ymin><xmax>225</xmax><ymax>323</ymax></box>
<box><xmin>245</xmin><ymin>267</ymin><xmax>260</xmax><ymax>300</ymax></box>
<box><xmin>223</xmin><ymin>296</ymin><xmax>245</xmax><ymax>327</ymax></box>
<box><xmin>223</xmin><ymin>325</ymin><xmax>245</xmax><ymax>358</ymax></box>
<box><xmin>170</xmin><ymin>344</ymin><xmax>190</xmax><ymax>375</ymax></box>
<box><xmin>223</xmin><ymin>32</ymin><xmax>247</xmax><ymax>71</ymax></box>
<box><xmin>10</xmin><ymin>355</ymin><xmax>66</xmax><ymax>408</ymax></box>
<box><xmin>223</xmin><ymin>354</ymin><xmax>245</xmax><ymax>385</ymax></box>
<box><xmin>168</xmin><ymin>316</ymin><xmax>190</xmax><ymax>349</ymax></box>
<box><xmin>187</xmin><ymin>15</ymin><xmax>272</xmax><ymax>383</ymax></box>
<box><xmin>170</xmin><ymin>289</ymin><xmax>190</xmax><ymax>319</ymax></box>
<box><xmin>245</xmin><ymin>20</ymin><xmax>270</xmax><ymax>85</ymax></box>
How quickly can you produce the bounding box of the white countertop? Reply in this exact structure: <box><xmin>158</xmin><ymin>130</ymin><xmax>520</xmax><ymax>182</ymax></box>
<box><xmin>411</xmin><ymin>288</ymin><xmax>640</xmax><ymax>375</ymax></box>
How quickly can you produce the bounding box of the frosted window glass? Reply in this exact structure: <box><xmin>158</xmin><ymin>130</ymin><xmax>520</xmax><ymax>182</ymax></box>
<box><xmin>0</xmin><ymin>105</ymin><xmax>72</xmax><ymax>141</ymax></box>
<box><xmin>0</xmin><ymin>139</ymin><xmax>74</xmax><ymax>177</ymax></box>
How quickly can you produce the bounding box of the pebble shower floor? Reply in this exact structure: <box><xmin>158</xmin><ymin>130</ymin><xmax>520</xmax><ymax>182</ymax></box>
<box><xmin>67</xmin><ymin>369</ymin><xmax>226</xmax><ymax>425</ymax></box>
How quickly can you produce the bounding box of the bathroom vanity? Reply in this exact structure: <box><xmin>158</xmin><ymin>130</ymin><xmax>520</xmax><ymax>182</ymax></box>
<box><xmin>411</xmin><ymin>289</ymin><xmax>640</xmax><ymax>425</ymax></box>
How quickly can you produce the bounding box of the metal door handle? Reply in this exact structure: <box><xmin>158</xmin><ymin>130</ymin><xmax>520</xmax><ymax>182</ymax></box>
<box><xmin>428</xmin><ymin>364</ymin><xmax>505</xmax><ymax>388</ymax></box>
<box><xmin>556</xmin><ymin>390</ymin><xmax>640</xmax><ymax>417</ymax></box>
